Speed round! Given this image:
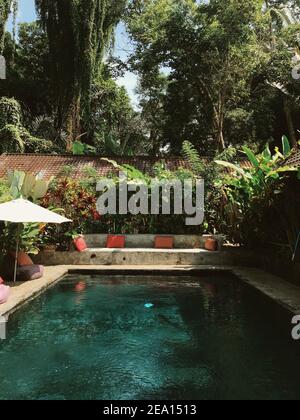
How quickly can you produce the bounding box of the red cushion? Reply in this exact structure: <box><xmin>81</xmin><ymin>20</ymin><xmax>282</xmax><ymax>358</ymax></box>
<box><xmin>106</xmin><ymin>235</ymin><xmax>125</xmax><ymax>249</ymax></box>
<box><xmin>74</xmin><ymin>237</ymin><xmax>88</xmax><ymax>252</ymax></box>
<box><xmin>18</xmin><ymin>252</ymin><xmax>34</xmax><ymax>267</ymax></box>
<box><xmin>0</xmin><ymin>277</ymin><xmax>4</xmax><ymax>285</ymax></box>
<box><xmin>155</xmin><ymin>236</ymin><xmax>174</xmax><ymax>249</ymax></box>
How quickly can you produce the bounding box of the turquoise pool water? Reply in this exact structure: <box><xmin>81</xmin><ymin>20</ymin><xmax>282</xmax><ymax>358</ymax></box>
<box><xmin>0</xmin><ymin>274</ymin><xmax>299</xmax><ymax>400</ymax></box>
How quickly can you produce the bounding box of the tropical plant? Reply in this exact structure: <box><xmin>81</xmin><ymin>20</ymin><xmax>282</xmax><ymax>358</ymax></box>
<box><xmin>215</xmin><ymin>136</ymin><xmax>298</xmax><ymax>184</ymax></box>
<box><xmin>182</xmin><ymin>141</ymin><xmax>205</xmax><ymax>176</ymax></box>
<box><xmin>0</xmin><ymin>170</ymin><xmax>54</xmax><ymax>255</ymax></box>
<box><xmin>41</xmin><ymin>177</ymin><xmax>101</xmax><ymax>248</ymax></box>
<box><xmin>215</xmin><ymin>136</ymin><xmax>299</xmax><ymax>245</ymax></box>
<box><xmin>7</xmin><ymin>170</ymin><xmax>51</xmax><ymax>201</ymax></box>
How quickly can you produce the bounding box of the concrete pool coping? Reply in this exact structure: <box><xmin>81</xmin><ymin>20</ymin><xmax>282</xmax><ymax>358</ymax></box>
<box><xmin>1</xmin><ymin>265</ymin><xmax>300</xmax><ymax>318</ymax></box>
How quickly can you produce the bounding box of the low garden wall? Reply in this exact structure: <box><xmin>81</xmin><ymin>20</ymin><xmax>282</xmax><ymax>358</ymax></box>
<box><xmin>81</xmin><ymin>234</ymin><xmax>224</xmax><ymax>250</ymax></box>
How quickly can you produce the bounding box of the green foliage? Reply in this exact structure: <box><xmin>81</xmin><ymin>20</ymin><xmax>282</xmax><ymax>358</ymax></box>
<box><xmin>57</xmin><ymin>165</ymin><xmax>75</xmax><ymax>178</ymax></box>
<box><xmin>0</xmin><ymin>170</ymin><xmax>52</xmax><ymax>256</ymax></box>
<box><xmin>0</xmin><ymin>0</ymin><xmax>14</xmax><ymax>52</ymax></box>
<box><xmin>35</xmin><ymin>0</ymin><xmax>127</xmax><ymax>147</ymax></box>
<box><xmin>215</xmin><ymin>137</ymin><xmax>299</xmax><ymax>245</ymax></box>
<box><xmin>126</xmin><ymin>0</ymin><xmax>271</xmax><ymax>153</ymax></box>
<box><xmin>0</xmin><ymin>124</ymin><xmax>25</xmax><ymax>153</ymax></box>
<box><xmin>41</xmin><ymin>177</ymin><xmax>101</xmax><ymax>246</ymax></box>
<box><xmin>182</xmin><ymin>141</ymin><xmax>205</xmax><ymax>176</ymax></box>
<box><xmin>0</xmin><ymin>177</ymin><xmax>10</xmax><ymax>203</ymax></box>
<box><xmin>72</xmin><ymin>141</ymin><xmax>89</xmax><ymax>156</ymax></box>
<box><xmin>216</xmin><ymin>139</ymin><xmax>297</xmax><ymax>183</ymax></box>
<box><xmin>7</xmin><ymin>169</ymin><xmax>51</xmax><ymax>201</ymax></box>
<box><xmin>0</xmin><ymin>97</ymin><xmax>22</xmax><ymax>128</ymax></box>
<box><xmin>1</xmin><ymin>20</ymin><xmax>143</xmax><ymax>155</ymax></box>
<box><xmin>282</xmin><ymin>135</ymin><xmax>292</xmax><ymax>156</ymax></box>
<box><xmin>0</xmin><ymin>97</ymin><xmax>57</xmax><ymax>153</ymax></box>
<box><xmin>125</xmin><ymin>0</ymin><xmax>300</xmax><ymax>153</ymax></box>
<box><xmin>90</xmin><ymin>74</ymin><xmax>147</xmax><ymax>155</ymax></box>
<box><xmin>2</xmin><ymin>22</ymin><xmax>53</xmax><ymax>120</ymax></box>
<box><xmin>102</xmin><ymin>158</ymin><xmax>151</xmax><ymax>183</ymax></box>
<box><xmin>23</xmin><ymin>130</ymin><xmax>55</xmax><ymax>154</ymax></box>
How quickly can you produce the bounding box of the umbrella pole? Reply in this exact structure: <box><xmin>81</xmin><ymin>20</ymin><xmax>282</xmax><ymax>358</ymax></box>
<box><xmin>292</xmin><ymin>231</ymin><xmax>300</xmax><ymax>262</ymax></box>
<box><xmin>13</xmin><ymin>225</ymin><xmax>20</xmax><ymax>283</ymax></box>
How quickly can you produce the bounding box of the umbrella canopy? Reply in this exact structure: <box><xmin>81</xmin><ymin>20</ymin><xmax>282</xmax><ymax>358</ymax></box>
<box><xmin>0</xmin><ymin>199</ymin><xmax>71</xmax><ymax>224</ymax></box>
<box><xmin>0</xmin><ymin>198</ymin><xmax>72</xmax><ymax>282</ymax></box>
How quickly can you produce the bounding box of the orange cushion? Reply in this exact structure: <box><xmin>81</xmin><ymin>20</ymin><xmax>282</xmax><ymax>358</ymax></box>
<box><xmin>18</xmin><ymin>252</ymin><xmax>34</xmax><ymax>267</ymax></box>
<box><xmin>74</xmin><ymin>237</ymin><xmax>88</xmax><ymax>252</ymax></box>
<box><xmin>106</xmin><ymin>235</ymin><xmax>125</xmax><ymax>249</ymax></box>
<box><xmin>155</xmin><ymin>236</ymin><xmax>174</xmax><ymax>249</ymax></box>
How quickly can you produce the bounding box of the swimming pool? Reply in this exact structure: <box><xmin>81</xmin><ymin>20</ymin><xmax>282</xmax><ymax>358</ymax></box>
<box><xmin>0</xmin><ymin>273</ymin><xmax>299</xmax><ymax>400</ymax></box>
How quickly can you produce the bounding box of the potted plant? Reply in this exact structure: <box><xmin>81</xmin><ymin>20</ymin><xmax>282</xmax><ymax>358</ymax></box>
<box><xmin>204</xmin><ymin>235</ymin><xmax>218</xmax><ymax>252</ymax></box>
<box><xmin>65</xmin><ymin>230</ymin><xmax>87</xmax><ymax>252</ymax></box>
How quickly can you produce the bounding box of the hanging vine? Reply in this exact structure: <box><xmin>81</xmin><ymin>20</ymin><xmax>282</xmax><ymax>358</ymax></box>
<box><xmin>11</xmin><ymin>0</ymin><xmax>18</xmax><ymax>45</ymax></box>
<box><xmin>0</xmin><ymin>0</ymin><xmax>15</xmax><ymax>53</ymax></box>
<box><xmin>35</xmin><ymin>0</ymin><xmax>126</xmax><ymax>150</ymax></box>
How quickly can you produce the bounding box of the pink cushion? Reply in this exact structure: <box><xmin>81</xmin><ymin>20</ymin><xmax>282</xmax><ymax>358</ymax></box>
<box><xmin>74</xmin><ymin>237</ymin><xmax>88</xmax><ymax>252</ymax></box>
<box><xmin>106</xmin><ymin>235</ymin><xmax>126</xmax><ymax>249</ymax></box>
<box><xmin>17</xmin><ymin>265</ymin><xmax>44</xmax><ymax>282</ymax></box>
<box><xmin>0</xmin><ymin>285</ymin><xmax>10</xmax><ymax>304</ymax></box>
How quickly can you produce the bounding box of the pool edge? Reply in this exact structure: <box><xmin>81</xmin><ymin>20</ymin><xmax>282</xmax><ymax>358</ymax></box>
<box><xmin>1</xmin><ymin>264</ymin><xmax>300</xmax><ymax>319</ymax></box>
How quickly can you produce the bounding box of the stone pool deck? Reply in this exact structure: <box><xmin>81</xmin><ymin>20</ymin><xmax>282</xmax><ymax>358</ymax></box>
<box><xmin>1</xmin><ymin>265</ymin><xmax>300</xmax><ymax>318</ymax></box>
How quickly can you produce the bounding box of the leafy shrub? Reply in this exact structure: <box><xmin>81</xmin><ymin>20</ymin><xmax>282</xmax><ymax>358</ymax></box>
<box><xmin>0</xmin><ymin>124</ymin><xmax>25</xmax><ymax>153</ymax></box>
<box><xmin>0</xmin><ymin>97</ymin><xmax>22</xmax><ymax>129</ymax></box>
<box><xmin>0</xmin><ymin>97</ymin><xmax>57</xmax><ymax>154</ymax></box>
<box><xmin>41</xmin><ymin>178</ymin><xmax>101</xmax><ymax>247</ymax></box>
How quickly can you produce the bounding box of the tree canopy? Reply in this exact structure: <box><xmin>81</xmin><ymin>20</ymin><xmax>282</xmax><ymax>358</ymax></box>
<box><xmin>125</xmin><ymin>0</ymin><xmax>300</xmax><ymax>154</ymax></box>
<box><xmin>0</xmin><ymin>0</ymin><xmax>299</xmax><ymax>156</ymax></box>
<box><xmin>35</xmin><ymin>0</ymin><xmax>127</xmax><ymax>149</ymax></box>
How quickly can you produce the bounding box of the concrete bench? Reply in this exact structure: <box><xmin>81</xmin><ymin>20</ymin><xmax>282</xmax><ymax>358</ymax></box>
<box><xmin>35</xmin><ymin>234</ymin><xmax>226</xmax><ymax>266</ymax></box>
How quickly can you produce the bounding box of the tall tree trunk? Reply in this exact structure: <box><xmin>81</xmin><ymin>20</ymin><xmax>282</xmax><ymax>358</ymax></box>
<box><xmin>65</xmin><ymin>94</ymin><xmax>81</xmax><ymax>152</ymax></box>
<box><xmin>197</xmin><ymin>79</ymin><xmax>226</xmax><ymax>151</ymax></box>
<box><xmin>213</xmin><ymin>105</ymin><xmax>225</xmax><ymax>152</ymax></box>
<box><xmin>150</xmin><ymin>129</ymin><xmax>160</xmax><ymax>156</ymax></box>
<box><xmin>283</xmin><ymin>97</ymin><xmax>297</xmax><ymax>147</ymax></box>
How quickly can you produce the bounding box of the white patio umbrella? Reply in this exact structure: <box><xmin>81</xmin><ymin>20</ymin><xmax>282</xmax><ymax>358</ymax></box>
<box><xmin>0</xmin><ymin>198</ymin><xmax>72</xmax><ymax>282</ymax></box>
